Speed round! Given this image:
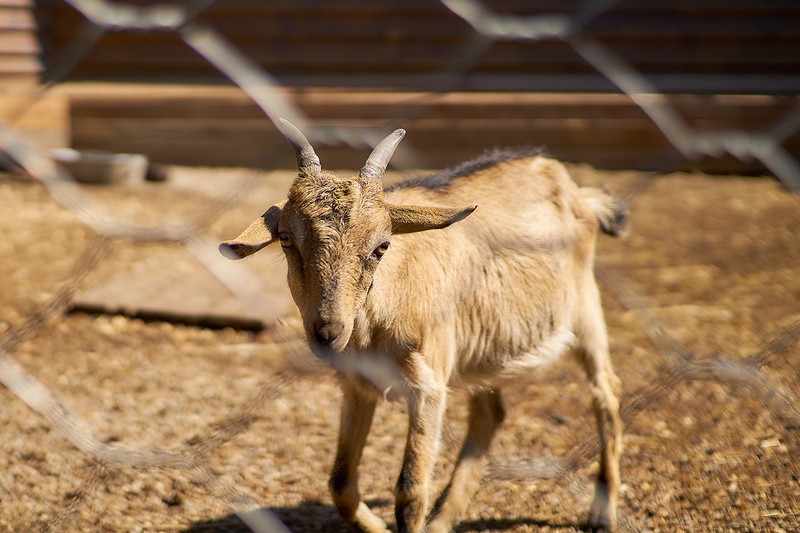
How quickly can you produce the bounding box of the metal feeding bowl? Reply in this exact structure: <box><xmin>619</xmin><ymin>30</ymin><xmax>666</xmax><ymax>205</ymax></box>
<box><xmin>51</xmin><ymin>148</ymin><xmax>149</xmax><ymax>185</ymax></box>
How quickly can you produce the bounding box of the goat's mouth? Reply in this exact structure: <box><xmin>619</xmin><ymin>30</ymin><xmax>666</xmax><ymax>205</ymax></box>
<box><xmin>305</xmin><ymin>325</ymin><xmax>352</xmax><ymax>360</ymax></box>
<box><xmin>308</xmin><ymin>340</ymin><xmax>341</xmax><ymax>360</ymax></box>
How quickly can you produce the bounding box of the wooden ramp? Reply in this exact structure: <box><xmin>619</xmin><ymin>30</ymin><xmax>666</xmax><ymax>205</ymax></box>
<box><xmin>71</xmin><ymin>246</ymin><xmax>296</xmax><ymax>330</ymax></box>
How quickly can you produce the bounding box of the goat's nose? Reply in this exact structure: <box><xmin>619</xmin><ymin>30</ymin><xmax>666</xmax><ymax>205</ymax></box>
<box><xmin>313</xmin><ymin>319</ymin><xmax>344</xmax><ymax>346</ymax></box>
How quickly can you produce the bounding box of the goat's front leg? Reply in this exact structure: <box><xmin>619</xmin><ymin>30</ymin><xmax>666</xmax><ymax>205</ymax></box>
<box><xmin>394</xmin><ymin>378</ymin><xmax>447</xmax><ymax>533</ymax></box>
<box><xmin>330</xmin><ymin>383</ymin><xmax>388</xmax><ymax>533</ymax></box>
<box><xmin>426</xmin><ymin>389</ymin><xmax>505</xmax><ymax>533</ymax></box>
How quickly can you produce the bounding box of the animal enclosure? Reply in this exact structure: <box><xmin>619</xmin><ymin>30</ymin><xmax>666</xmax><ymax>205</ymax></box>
<box><xmin>1</xmin><ymin>1</ymin><xmax>799</xmax><ymax>532</ymax></box>
<box><xmin>1</xmin><ymin>164</ymin><xmax>798</xmax><ymax>532</ymax></box>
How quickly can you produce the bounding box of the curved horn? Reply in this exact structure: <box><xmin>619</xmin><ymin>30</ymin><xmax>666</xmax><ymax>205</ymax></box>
<box><xmin>278</xmin><ymin>118</ymin><xmax>321</xmax><ymax>175</ymax></box>
<box><xmin>360</xmin><ymin>129</ymin><xmax>406</xmax><ymax>179</ymax></box>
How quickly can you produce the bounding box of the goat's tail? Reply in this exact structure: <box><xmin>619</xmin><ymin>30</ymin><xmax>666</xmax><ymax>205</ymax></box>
<box><xmin>578</xmin><ymin>187</ymin><xmax>629</xmax><ymax>237</ymax></box>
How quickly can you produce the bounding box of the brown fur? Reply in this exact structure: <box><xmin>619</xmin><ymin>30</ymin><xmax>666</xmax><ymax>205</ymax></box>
<box><xmin>220</xmin><ymin>131</ymin><xmax>626</xmax><ymax>533</ymax></box>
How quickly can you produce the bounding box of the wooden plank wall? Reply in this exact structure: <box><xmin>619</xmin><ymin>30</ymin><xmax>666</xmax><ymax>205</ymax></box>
<box><xmin>36</xmin><ymin>0</ymin><xmax>800</xmax><ymax>173</ymax></box>
<box><xmin>68</xmin><ymin>85</ymin><xmax>800</xmax><ymax>173</ymax></box>
<box><xmin>0</xmin><ymin>1</ymin><xmax>67</xmax><ymax>151</ymax></box>
<box><xmin>0</xmin><ymin>0</ymin><xmax>49</xmax><ymax>86</ymax></box>
<box><xmin>47</xmin><ymin>0</ymin><xmax>800</xmax><ymax>94</ymax></box>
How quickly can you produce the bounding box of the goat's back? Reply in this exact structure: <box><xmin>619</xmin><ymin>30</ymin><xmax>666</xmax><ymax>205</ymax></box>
<box><xmin>365</xmin><ymin>153</ymin><xmax>617</xmax><ymax>383</ymax></box>
<box><xmin>387</xmin><ymin>154</ymin><xmax>596</xmax><ymax>240</ymax></box>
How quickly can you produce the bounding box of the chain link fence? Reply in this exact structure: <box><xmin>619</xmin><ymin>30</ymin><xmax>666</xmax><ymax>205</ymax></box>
<box><xmin>1</xmin><ymin>0</ymin><xmax>799</xmax><ymax>531</ymax></box>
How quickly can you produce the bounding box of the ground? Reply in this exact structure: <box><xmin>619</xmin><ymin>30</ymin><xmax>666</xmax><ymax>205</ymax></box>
<box><xmin>0</xmin><ymin>163</ymin><xmax>798</xmax><ymax>532</ymax></box>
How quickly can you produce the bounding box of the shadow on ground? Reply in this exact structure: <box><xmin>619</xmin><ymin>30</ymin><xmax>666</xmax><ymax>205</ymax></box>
<box><xmin>184</xmin><ymin>498</ymin><xmax>587</xmax><ymax>532</ymax></box>
<box><xmin>184</xmin><ymin>499</ymin><xmax>386</xmax><ymax>532</ymax></box>
<box><xmin>454</xmin><ymin>517</ymin><xmax>590</xmax><ymax>532</ymax></box>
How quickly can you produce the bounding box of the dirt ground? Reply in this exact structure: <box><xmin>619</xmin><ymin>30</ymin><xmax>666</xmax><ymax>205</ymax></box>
<box><xmin>1</xmin><ymin>162</ymin><xmax>799</xmax><ymax>532</ymax></box>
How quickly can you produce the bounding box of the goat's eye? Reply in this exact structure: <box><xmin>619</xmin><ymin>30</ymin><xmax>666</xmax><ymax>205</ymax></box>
<box><xmin>278</xmin><ymin>232</ymin><xmax>293</xmax><ymax>247</ymax></box>
<box><xmin>373</xmin><ymin>241</ymin><xmax>390</xmax><ymax>260</ymax></box>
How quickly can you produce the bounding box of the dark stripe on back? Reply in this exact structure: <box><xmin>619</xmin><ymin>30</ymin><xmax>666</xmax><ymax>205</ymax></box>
<box><xmin>387</xmin><ymin>146</ymin><xmax>544</xmax><ymax>192</ymax></box>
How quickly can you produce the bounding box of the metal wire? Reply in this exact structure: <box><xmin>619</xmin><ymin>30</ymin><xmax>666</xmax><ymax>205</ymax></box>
<box><xmin>1</xmin><ymin>0</ymin><xmax>798</xmax><ymax>531</ymax></box>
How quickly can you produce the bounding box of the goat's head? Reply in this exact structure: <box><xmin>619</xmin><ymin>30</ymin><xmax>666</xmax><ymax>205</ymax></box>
<box><xmin>219</xmin><ymin>120</ymin><xmax>476</xmax><ymax>356</ymax></box>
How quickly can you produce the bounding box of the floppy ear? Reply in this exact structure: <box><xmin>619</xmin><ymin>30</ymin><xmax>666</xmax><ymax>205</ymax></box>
<box><xmin>219</xmin><ymin>200</ymin><xmax>286</xmax><ymax>259</ymax></box>
<box><xmin>388</xmin><ymin>203</ymin><xmax>477</xmax><ymax>234</ymax></box>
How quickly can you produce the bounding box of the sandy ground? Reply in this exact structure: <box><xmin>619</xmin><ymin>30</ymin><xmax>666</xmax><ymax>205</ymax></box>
<box><xmin>1</xmin><ymin>163</ymin><xmax>799</xmax><ymax>532</ymax></box>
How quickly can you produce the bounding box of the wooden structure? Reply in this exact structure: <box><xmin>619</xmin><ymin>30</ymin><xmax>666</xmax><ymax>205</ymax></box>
<box><xmin>71</xmin><ymin>247</ymin><xmax>295</xmax><ymax>330</ymax></box>
<box><xmin>0</xmin><ymin>0</ymin><xmax>46</xmax><ymax>85</ymax></box>
<box><xmin>3</xmin><ymin>0</ymin><xmax>800</xmax><ymax>173</ymax></box>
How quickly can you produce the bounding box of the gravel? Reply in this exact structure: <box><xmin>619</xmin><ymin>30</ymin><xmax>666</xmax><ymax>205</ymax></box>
<box><xmin>1</xmin><ymin>166</ymin><xmax>798</xmax><ymax>532</ymax></box>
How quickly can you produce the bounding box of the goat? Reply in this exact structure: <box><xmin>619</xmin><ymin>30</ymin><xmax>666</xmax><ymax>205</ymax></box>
<box><xmin>219</xmin><ymin>120</ymin><xmax>625</xmax><ymax>533</ymax></box>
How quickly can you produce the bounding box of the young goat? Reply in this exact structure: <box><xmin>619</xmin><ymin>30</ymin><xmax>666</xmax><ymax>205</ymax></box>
<box><xmin>220</xmin><ymin>120</ymin><xmax>626</xmax><ymax>533</ymax></box>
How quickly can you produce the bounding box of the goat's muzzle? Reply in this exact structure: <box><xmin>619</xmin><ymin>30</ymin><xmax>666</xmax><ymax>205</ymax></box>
<box><xmin>309</xmin><ymin>319</ymin><xmax>349</xmax><ymax>356</ymax></box>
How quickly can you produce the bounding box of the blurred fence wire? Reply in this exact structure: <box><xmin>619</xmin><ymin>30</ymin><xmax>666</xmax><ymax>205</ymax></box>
<box><xmin>1</xmin><ymin>0</ymin><xmax>799</xmax><ymax>531</ymax></box>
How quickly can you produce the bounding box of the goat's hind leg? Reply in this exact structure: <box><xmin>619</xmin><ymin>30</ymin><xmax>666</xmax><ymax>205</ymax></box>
<box><xmin>426</xmin><ymin>389</ymin><xmax>505</xmax><ymax>533</ymax></box>
<box><xmin>330</xmin><ymin>383</ymin><xmax>388</xmax><ymax>533</ymax></box>
<box><xmin>574</xmin><ymin>287</ymin><xmax>623</xmax><ymax>531</ymax></box>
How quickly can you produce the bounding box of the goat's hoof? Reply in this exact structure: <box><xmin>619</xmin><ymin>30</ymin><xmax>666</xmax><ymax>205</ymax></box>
<box><xmin>589</xmin><ymin>477</ymin><xmax>617</xmax><ymax>532</ymax></box>
<box><xmin>588</xmin><ymin>505</ymin><xmax>616</xmax><ymax>532</ymax></box>
<box><xmin>353</xmin><ymin>501</ymin><xmax>390</xmax><ymax>533</ymax></box>
<box><xmin>425</xmin><ymin>518</ymin><xmax>451</xmax><ymax>533</ymax></box>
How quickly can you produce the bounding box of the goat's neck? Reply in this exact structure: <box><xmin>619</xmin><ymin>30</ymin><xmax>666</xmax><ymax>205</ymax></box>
<box><xmin>354</xmin><ymin>250</ymin><xmax>438</xmax><ymax>358</ymax></box>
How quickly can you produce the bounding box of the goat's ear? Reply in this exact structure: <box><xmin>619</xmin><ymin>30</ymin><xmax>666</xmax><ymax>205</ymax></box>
<box><xmin>388</xmin><ymin>203</ymin><xmax>477</xmax><ymax>235</ymax></box>
<box><xmin>219</xmin><ymin>200</ymin><xmax>286</xmax><ymax>259</ymax></box>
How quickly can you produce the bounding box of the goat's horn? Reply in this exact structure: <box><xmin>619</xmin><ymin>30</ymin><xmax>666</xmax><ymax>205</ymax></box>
<box><xmin>278</xmin><ymin>118</ymin><xmax>321</xmax><ymax>175</ymax></box>
<box><xmin>360</xmin><ymin>129</ymin><xmax>406</xmax><ymax>179</ymax></box>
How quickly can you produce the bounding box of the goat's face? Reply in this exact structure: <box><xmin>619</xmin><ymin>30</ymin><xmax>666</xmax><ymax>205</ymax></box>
<box><xmin>219</xmin><ymin>120</ymin><xmax>476</xmax><ymax>357</ymax></box>
<box><xmin>280</xmin><ymin>174</ymin><xmax>391</xmax><ymax>354</ymax></box>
